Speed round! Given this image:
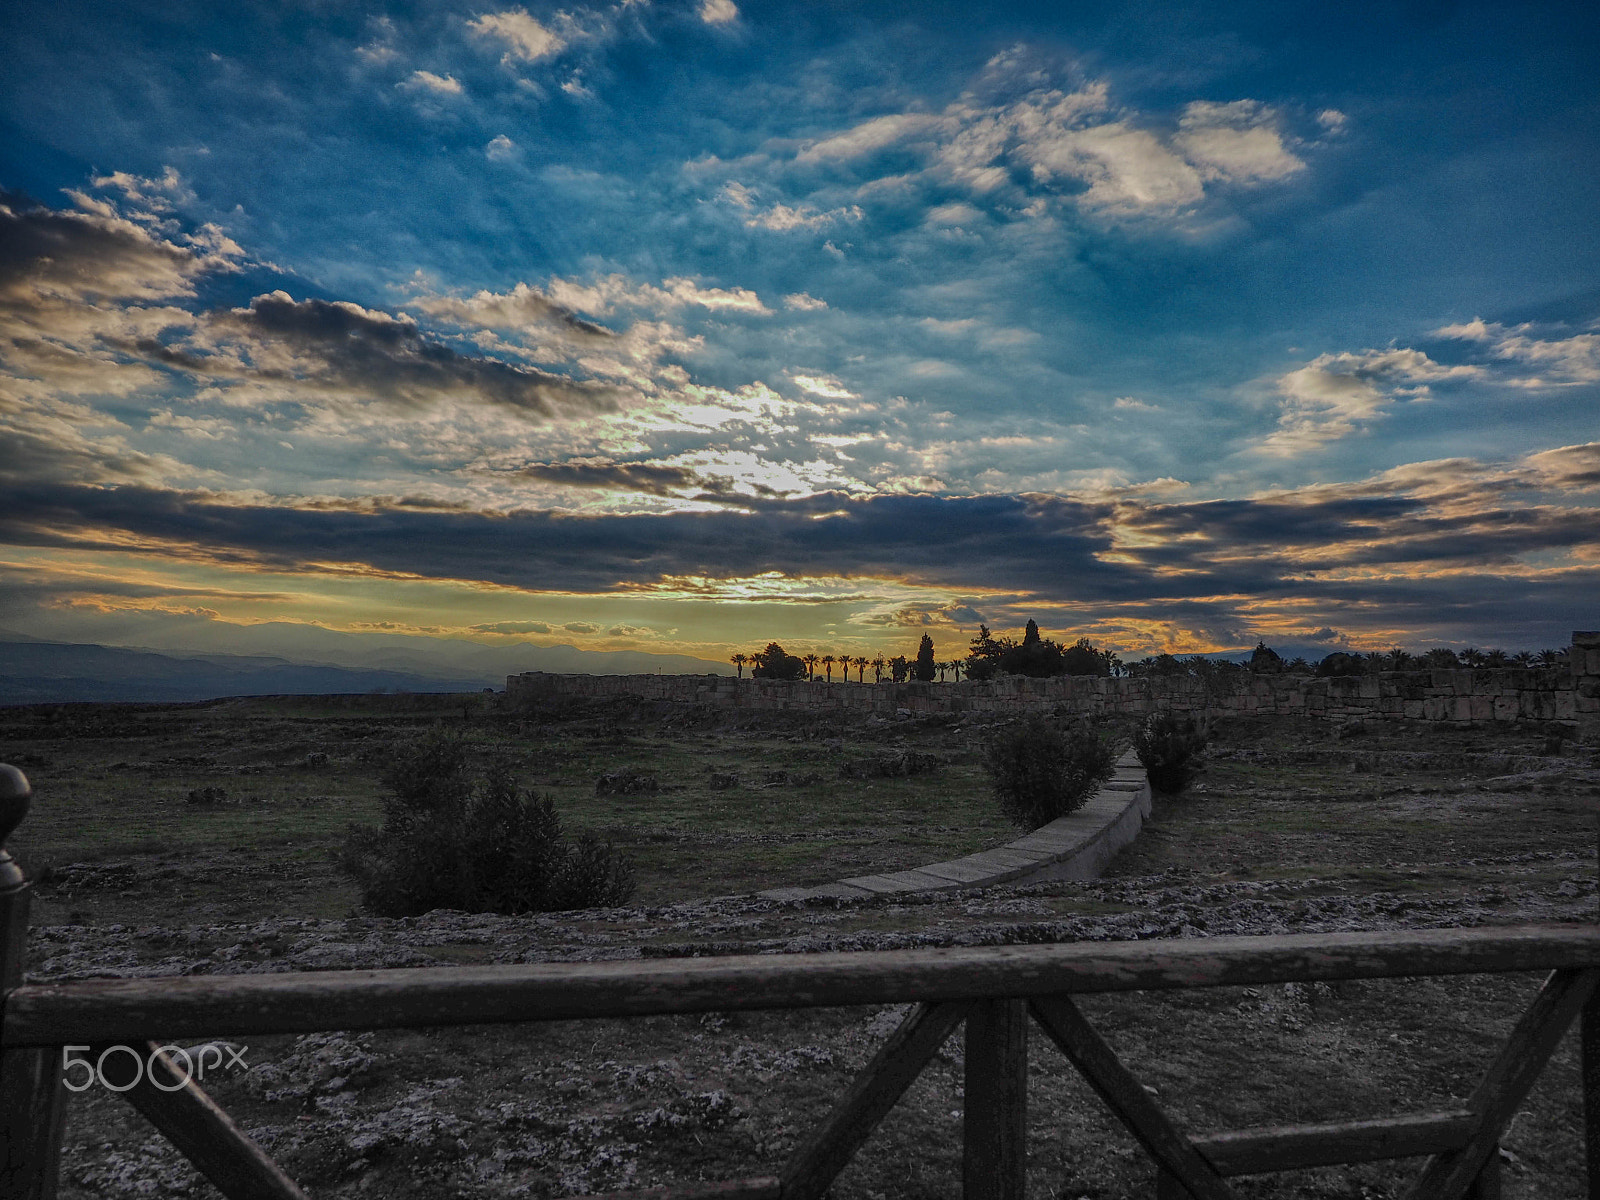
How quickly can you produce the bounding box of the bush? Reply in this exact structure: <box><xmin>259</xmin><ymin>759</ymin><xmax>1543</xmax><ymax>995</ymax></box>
<box><xmin>1133</xmin><ymin>711</ymin><xmax>1208</xmax><ymax>794</ymax></box>
<box><xmin>335</xmin><ymin>733</ymin><xmax>634</xmax><ymax>916</ymax></box>
<box><xmin>983</xmin><ymin>715</ymin><xmax>1117</xmax><ymax>830</ymax></box>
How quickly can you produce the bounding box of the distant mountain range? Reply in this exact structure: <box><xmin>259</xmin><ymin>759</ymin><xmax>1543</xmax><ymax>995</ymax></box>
<box><xmin>0</xmin><ymin>628</ymin><xmax>728</xmax><ymax>705</ymax></box>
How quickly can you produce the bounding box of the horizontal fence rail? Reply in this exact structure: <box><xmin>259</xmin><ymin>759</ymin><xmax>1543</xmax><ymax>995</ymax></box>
<box><xmin>9</xmin><ymin>925</ymin><xmax>1600</xmax><ymax>1046</ymax></box>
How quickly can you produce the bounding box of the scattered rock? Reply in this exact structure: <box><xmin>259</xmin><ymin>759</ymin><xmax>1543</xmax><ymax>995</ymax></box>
<box><xmin>596</xmin><ymin>769</ymin><xmax>659</xmax><ymax>796</ymax></box>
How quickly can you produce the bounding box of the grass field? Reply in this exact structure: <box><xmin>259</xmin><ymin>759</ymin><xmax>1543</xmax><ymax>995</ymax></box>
<box><xmin>3</xmin><ymin>694</ymin><xmax>1598</xmax><ymax>1198</ymax></box>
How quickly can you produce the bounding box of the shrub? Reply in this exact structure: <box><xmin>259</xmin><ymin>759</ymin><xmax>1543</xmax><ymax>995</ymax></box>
<box><xmin>983</xmin><ymin>715</ymin><xmax>1117</xmax><ymax>830</ymax></box>
<box><xmin>335</xmin><ymin>733</ymin><xmax>634</xmax><ymax>916</ymax></box>
<box><xmin>1133</xmin><ymin>711</ymin><xmax>1208</xmax><ymax>794</ymax></box>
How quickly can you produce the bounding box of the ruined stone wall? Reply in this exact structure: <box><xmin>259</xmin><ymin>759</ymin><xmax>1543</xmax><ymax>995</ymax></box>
<box><xmin>508</xmin><ymin>630</ymin><xmax>1600</xmax><ymax>739</ymax></box>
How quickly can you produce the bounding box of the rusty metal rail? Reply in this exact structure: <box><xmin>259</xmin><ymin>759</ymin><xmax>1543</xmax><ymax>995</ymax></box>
<box><xmin>2</xmin><ymin>763</ymin><xmax>1597</xmax><ymax>1199</ymax></box>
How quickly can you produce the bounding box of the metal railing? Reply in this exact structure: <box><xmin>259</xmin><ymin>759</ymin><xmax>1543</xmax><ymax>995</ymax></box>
<box><xmin>2</xmin><ymin>762</ymin><xmax>1596</xmax><ymax>1199</ymax></box>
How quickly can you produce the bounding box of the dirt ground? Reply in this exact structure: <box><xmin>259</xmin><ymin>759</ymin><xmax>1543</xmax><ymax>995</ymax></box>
<box><xmin>3</xmin><ymin>698</ymin><xmax>1598</xmax><ymax>1198</ymax></box>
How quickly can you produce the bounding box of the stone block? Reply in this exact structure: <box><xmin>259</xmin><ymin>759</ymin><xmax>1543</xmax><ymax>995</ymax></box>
<box><xmin>1493</xmin><ymin>695</ymin><xmax>1518</xmax><ymax>721</ymax></box>
<box><xmin>1470</xmin><ymin>695</ymin><xmax>1494</xmax><ymax>721</ymax></box>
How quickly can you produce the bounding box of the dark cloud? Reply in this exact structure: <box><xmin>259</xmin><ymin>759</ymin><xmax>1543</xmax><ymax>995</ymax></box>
<box><xmin>502</xmin><ymin>459</ymin><xmax>789</xmax><ymax>501</ymax></box>
<box><xmin>1</xmin><ymin>472</ymin><xmax>1597</xmax><ymax>648</ymax></box>
<box><xmin>0</xmin><ymin>188</ymin><xmax>219</xmax><ymax>307</ymax></box>
<box><xmin>202</xmin><ymin>291</ymin><xmax>628</xmax><ymax>419</ymax></box>
<box><xmin>509</xmin><ymin>460</ymin><xmax>703</xmax><ymax>497</ymax></box>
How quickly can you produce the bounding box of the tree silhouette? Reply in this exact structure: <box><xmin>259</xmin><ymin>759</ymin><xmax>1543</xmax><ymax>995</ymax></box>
<box><xmin>853</xmin><ymin>655</ymin><xmax>868</xmax><ymax>682</ymax></box>
<box><xmin>821</xmin><ymin>654</ymin><xmax>835</xmax><ymax>682</ymax></box>
<box><xmin>730</xmin><ymin>652</ymin><xmax>748</xmax><ymax>679</ymax></box>
<box><xmin>803</xmin><ymin>653</ymin><xmax>819</xmax><ymax>681</ymax></box>
<box><xmin>914</xmin><ymin>634</ymin><xmax>936</xmax><ymax>681</ymax></box>
<box><xmin>1536</xmin><ymin>648</ymin><xmax>1564</xmax><ymax>668</ymax></box>
<box><xmin>871</xmin><ymin>654</ymin><xmax>886</xmax><ymax>683</ymax></box>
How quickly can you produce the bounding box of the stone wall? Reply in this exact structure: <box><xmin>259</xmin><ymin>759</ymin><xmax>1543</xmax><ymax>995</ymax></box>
<box><xmin>509</xmin><ymin>630</ymin><xmax>1600</xmax><ymax>740</ymax></box>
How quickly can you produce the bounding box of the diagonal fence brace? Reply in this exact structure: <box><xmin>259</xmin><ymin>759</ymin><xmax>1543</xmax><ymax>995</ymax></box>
<box><xmin>780</xmin><ymin>1000</ymin><xmax>969</xmax><ymax>1200</ymax></box>
<box><xmin>1406</xmin><ymin>967</ymin><xmax>1600</xmax><ymax>1200</ymax></box>
<box><xmin>1030</xmin><ymin>995</ymin><xmax>1236</xmax><ymax>1200</ymax></box>
<box><xmin>95</xmin><ymin>1041</ymin><xmax>308</xmax><ymax>1200</ymax></box>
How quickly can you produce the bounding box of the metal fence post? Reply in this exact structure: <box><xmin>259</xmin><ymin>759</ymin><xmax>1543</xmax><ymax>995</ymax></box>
<box><xmin>964</xmin><ymin>998</ymin><xmax>1028</xmax><ymax>1199</ymax></box>
<box><xmin>0</xmin><ymin>765</ymin><xmax>65</xmax><ymax>1199</ymax></box>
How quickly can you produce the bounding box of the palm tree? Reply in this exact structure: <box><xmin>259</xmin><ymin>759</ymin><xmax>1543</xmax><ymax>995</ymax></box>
<box><xmin>853</xmin><ymin>655</ymin><xmax>868</xmax><ymax>682</ymax></box>
<box><xmin>1484</xmin><ymin>649</ymin><xmax>1509</xmax><ymax>668</ymax></box>
<box><xmin>1536</xmin><ymin>648</ymin><xmax>1565</xmax><ymax>668</ymax></box>
<box><xmin>1458</xmin><ymin>647</ymin><xmax>1486</xmax><ymax>667</ymax></box>
<box><xmin>730</xmin><ymin>652</ymin><xmax>748</xmax><ymax>678</ymax></box>
<box><xmin>1384</xmin><ymin>647</ymin><xmax>1409</xmax><ymax>671</ymax></box>
<box><xmin>950</xmin><ymin>659</ymin><xmax>962</xmax><ymax>682</ymax></box>
<box><xmin>803</xmin><ymin>653</ymin><xmax>819</xmax><ymax>681</ymax></box>
<box><xmin>871</xmin><ymin>654</ymin><xmax>886</xmax><ymax>683</ymax></box>
<box><xmin>936</xmin><ymin>660</ymin><xmax>949</xmax><ymax>682</ymax></box>
<box><xmin>821</xmin><ymin>654</ymin><xmax>835</xmax><ymax>682</ymax></box>
<box><xmin>1511</xmin><ymin>651</ymin><xmax>1536</xmax><ymax>668</ymax></box>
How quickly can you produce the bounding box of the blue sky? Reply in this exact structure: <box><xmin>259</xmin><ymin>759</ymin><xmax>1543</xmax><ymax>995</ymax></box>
<box><xmin>2</xmin><ymin>0</ymin><xmax>1598</xmax><ymax>669</ymax></box>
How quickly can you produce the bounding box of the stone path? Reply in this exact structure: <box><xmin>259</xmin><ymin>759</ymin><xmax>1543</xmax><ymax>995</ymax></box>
<box><xmin>757</xmin><ymin>751</ymin><xmax>1152</xmax><ymax>902</ymax></box>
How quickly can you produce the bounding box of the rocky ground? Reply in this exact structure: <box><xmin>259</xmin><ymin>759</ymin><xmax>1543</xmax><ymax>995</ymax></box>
<box><xmin>18</xmin><ymin>711</ymin><xmax>1600</xmax><ymax>1198</ymax></box>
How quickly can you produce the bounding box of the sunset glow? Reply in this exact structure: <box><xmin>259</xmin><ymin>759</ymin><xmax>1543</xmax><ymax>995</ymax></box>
<box><xmin>3</xmin><ymin>1</ymin><xmax>1598</xmax><ymax>674</ymax></box>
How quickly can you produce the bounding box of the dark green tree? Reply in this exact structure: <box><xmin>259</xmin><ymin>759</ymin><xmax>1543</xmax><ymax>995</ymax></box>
<box><xmin>336</xmin><ymin>732</ymin><xmax>633</xmax><ymax>916</ymax></box>
<box><xmin>914</xmin><ymin>633</ymin><xmax>937</xmax><ymax>681</ymax></box>
<box><xmin>1061</xmin><ymin>637</ymin><xmax>1113</xmax><ymax>677</ymax></box>
<box><xmin>983</xmin><ymin>715</ymin><xmax>1116</xmax><ymax>829</ymax></box>
<box><xmin>751</xmin><ymin>642</ymin><xmax>806</xmax><ymax>680</ymax></box>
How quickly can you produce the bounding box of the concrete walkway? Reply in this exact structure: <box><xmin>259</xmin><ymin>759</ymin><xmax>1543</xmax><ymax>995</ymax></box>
<box><xmin>757</xmin><ymin>750</ymin><xmax>1152</xmax><ymax>902</ymax></box>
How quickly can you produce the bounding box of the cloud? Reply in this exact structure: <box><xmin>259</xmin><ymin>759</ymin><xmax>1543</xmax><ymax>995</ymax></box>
<box><xmin>90</xmin><ymin>166</ymin><xmax>195</xmax><ymax>211</ymax></box>
<box><xmin>698</xmin><ymin>0</ymin><xmax>738</xmax><ymax>25</ymax></box>
<box><xmin>0</xmin><ymin>186</ymin><xmax>240</xmax><ymax>309</ymax></box>
<box><xmin>791</xmin><ymin>374</ymin><xmax>856</xmax><ymax>400</ymax></box>
<box><xmin>468</xmin><ymin>9</ymin><xmax>565</xmax><ymax>63</ymax></box>
<box><xmin>782</xmin><ymin>293</ymin><xmax>828</xmax><ymax>311</ymax></box>
<box><xmin>504</xmin><ymin>459</ymin><xmax>705</xmax><ymax>497</ymax></box>
<box><xmin>2</xmin><ymin>440</ymin><xmax>1597</xmax><ymax>655</ymax></box>
<box><xmin>1433</xmin><ymin>317</ymin><xmax>1600</xmax><ymax>387</ymax></box>
<box><xmin>855</xmin><ymin>601</ymin><xmax>986</xmax><ymax>628</ymax></box>
<box><xmin>563</xmin><ymin>621</ymin><xmax>599</xmax><ymax>634</ymax></box>
<box><xmin>1264</xmin><ymin>348</ymin><xmax>1479</xmax><ymax>454</ymax></box>
<box><xmin>797</xmin><ymin>113</ymin><xmax>951</xmax><ymax>163</ymax></box>
<box><xmin>399</xmin><ymin>70</ymin><xmax>463</xmax><ymax>95</ymax></box>
<box><xmin>720</xmin><ymin>183</ymin><xmax>862</xmax><ymax>231</ymax></box>
<box><xmin>470</xmin><ymin>620</ymin><xmax>552</xmax><ymax>635</ymax></box>
<box><xmin>485</xmin><ymin>135</ymin><xmax>518</xmax><ymax>161</ymax></box>
<box><xmin>190</xmin><ymin>291</ymin><xmax>629</xmax><ymax>420</ymax></box>
<box><xmin>1317</xmin><ymin>109</ymin><xmax>1349</xmax><ymax>135</ymax></box>
<box><xmin>532</xmin><ymin>273</ymin><xmax>770</xmax><ymax>317</ymax></box>
<box><xmin>1305</xmin><ymin>626</ymin><xmax>1351</xmax><ymax>645</ymax></box>
<box><xmin>1172</xmin><ymin>101</ymin><xmax>1305</xmax><ymax>184</ymax></box>
<box><xmin>787</xmin><ymin>66</ymin><xmax>1308</xmax><ymax>219</ymax></box>
<box><xmin>410</xmin><ymin>280</ymin><xmax>615</xmax><ymax>340</ymax></box>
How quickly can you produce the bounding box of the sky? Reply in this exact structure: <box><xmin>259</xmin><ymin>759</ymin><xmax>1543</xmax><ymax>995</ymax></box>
<box><xmin>2</xmin><ymin>0</ymin><xmax>1598</xmax><ymax>673</ymax></box>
